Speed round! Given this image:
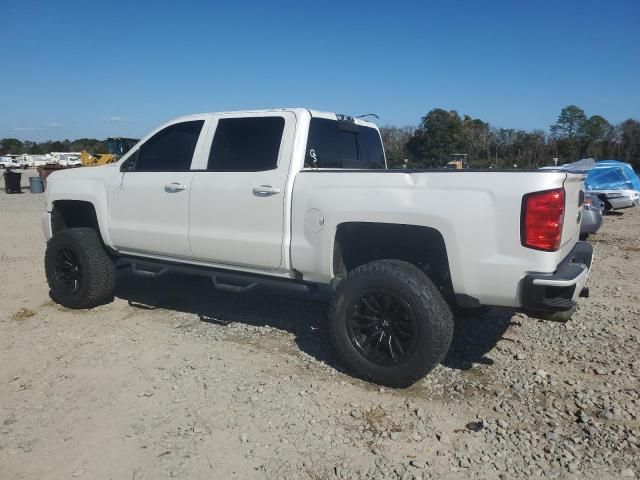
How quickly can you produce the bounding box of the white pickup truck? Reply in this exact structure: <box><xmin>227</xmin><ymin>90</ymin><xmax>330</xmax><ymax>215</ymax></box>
<box><xmin>42</xmin><ymin>108</ymin><xmax>593</xmax><ymax>387</ymax></box>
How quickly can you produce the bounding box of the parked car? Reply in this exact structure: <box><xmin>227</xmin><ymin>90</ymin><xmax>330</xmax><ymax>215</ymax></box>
<box><xmin>580</xmin><ymin>193</ymin><xmax>604</xmax><ymax>239</ymax></box>
<box><xmin>591</xmin><ymin>190</ymin><xmax>640</xmax><ymax>210</ymax></box>
<box><xmin>0</xmin><ymin>157</ymin><xmax>21</xmax><ymax>169</ymax></box>
<box><xmin>41</xmin><ymin>108</ymin><xmax>593</xmax><ymax>387</ymax></box>
<box><xmin>585</xmin><ymin>160</ymin><xmax>640</xmax><ymax>210</ymax></box>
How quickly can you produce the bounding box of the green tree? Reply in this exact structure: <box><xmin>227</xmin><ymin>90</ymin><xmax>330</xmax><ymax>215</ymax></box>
<box><xmin>551</xmin><ymin>105</ymin><xmax>587</xmax><ymax>139</ymax></box>
<box><xmin>405</xmin><ymin>109</ymin><xmax>465</xmax><ymax>167</ymax></box>
<box><xmin>619</xmin><ymin>119</ymin><xmax>640</xmax><ymax>170</ymax></box>
<box><xmin>582</xmin><ymin>115</ymin><xmax>614</xmax><ymax>158</ymax></box>
<box><xmin>462</xmin><ymin>116</ymin><xmax>491</xmax><ymax>166</ymax></box>
<box><xmin>379</xmin><ymin>126</ymin><xmax>414</xmax><ymax>168</ymax></box>
<box><xmin>0</xmin><ymin>138</ymin><xmax>24</xmax><ymax>155</ymax></box>
<box><xmin>550</xmin><ymin>105</ymin><xmax>587</xmax><ymax>161</ymax></box>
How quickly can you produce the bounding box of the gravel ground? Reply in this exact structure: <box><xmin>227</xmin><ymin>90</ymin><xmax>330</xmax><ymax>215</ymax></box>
<box><xmin>0</xmin><ymin>186</ymin><xmax>638</xmax><ymax>480</ymax></box>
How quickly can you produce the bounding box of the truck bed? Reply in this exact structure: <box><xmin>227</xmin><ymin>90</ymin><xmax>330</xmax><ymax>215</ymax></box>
<box><xmin>291</xmin><ymin>169</ymin><xmax>585</xmax><ymax>308</ymax></box>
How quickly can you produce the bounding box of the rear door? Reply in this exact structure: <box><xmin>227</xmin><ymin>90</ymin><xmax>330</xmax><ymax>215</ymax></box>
<box><xmin>189</xmin><ymin>112</ymin><xmax>296</xmax><ymax>270</ymax></box>
<box><xmin>109</xmin><ymin>117</ymin><xmax>208</xmax><ymax>257</ymax></box>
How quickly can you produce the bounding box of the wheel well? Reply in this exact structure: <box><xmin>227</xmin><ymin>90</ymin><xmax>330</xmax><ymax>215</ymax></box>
<box><xmin>333</xmin><ymin>222</ymin><xmax>453</xmax><ymax>296</ymax></box>
<box><xmin>51</xmin><ymin>201</ymin><xmax>100</xmax><ymax>237</ymax></box>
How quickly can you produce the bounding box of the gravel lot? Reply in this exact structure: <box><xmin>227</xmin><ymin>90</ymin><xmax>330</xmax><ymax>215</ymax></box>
<box><xmin>1</xmin><ymin>182</ymin><xmax>638</xmax><ymax>479</ymax></box>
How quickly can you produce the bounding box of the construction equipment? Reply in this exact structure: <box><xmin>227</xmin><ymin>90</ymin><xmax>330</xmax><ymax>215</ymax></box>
<box><xmin>106</xmin><ymin>137</ymin><xmax>138</xmax><ymax>157</ymax></box>
<box><xmin>80</xmin><ymin>150</ymin><xmax>117</xmax><ymax>166</ymax></box>
<box><xmin>445</xmin><ymin>153</ymin><xmax>469</xmax><ymax>169</ymax></box>
<box><xmin>80</xmin><ymin>137</ymin><xmax>138</xmax><ymax>166</ymax></box>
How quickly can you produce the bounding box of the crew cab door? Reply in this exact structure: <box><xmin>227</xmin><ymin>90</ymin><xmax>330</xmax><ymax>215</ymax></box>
<box><xmin>109</xmin><ymin>117</ymin><xmax>208</xmax><ymax>257</ymax></box>
<box><xmin>188</xmin><ymin>112</ymin><xmax>296</xmax><ymax>270</ymax></box>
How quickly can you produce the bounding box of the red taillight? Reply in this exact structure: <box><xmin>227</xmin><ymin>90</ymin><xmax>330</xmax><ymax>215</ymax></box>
<box><xmin>521</xmin><ymin>188</ymin><xmax>565</xmax><ymax>251</ymax></box>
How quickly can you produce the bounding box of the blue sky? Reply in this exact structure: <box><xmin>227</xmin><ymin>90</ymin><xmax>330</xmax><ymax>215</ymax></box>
<box><xmin>1</xmin><ymin>0</ymin><xmax>639</xmax><ymax>141</ymax></box>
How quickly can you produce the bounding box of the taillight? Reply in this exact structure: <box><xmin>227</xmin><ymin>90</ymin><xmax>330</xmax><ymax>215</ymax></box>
<box><xmin>521</xmin><ymin>188</ymin><xmax>565</xmax><ymax>251</ymax></box>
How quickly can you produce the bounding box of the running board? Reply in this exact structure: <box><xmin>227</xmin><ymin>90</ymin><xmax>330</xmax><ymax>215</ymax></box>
<box><xmin>115</xmin><ymin>256</ymin><xmax>321</xmax><ymax>296</ymax></box>
<box><xmin>130</xmin><ymin>262</ymin><xmax>169</xmax><ymax>278</ymax></box>
<box><xmin>211</xmin><ymin>275</ymin><xmax>258</xmax><ymax>293</ymax></box>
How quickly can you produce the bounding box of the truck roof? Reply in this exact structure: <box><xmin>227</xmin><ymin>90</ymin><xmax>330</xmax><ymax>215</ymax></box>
<box><xmin>170</xmin><ymin>108</ymin><xmax>379</xmax><ymax>129</ymax></box>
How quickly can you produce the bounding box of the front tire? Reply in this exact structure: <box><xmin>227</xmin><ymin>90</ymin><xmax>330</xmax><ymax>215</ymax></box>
<box><xmin>45</xmin><ymin>228</ymin><xmax>115</xmax><ymax>309</ymax></box>
<box><xmin>329</xmin><ymin>260</ymin><xmax>454</xmax><ymax>388</ymax></box>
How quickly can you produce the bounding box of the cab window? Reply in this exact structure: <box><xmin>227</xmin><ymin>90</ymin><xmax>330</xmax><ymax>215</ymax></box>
<box><xmin>124</xmin><ymin>120</ymin><xmax>204</xmax><ymax>172</ymax></box>
<box><xmin>305</xmin><ymin>118</ymin><xmax>386</xmax><ymax>169</ymax></box>
<box><xmin>207</xmin><ymin>117</ymin><xmax>285</xmax><ymax>171</ymax></box>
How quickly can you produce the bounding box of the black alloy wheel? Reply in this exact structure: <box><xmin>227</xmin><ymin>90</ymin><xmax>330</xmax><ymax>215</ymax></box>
<box><xmin>328</xmin><ymin>259</ymin><xmax>454</xmax><ymax>388</ymax></box>
<box><xmin>346</xmin><ymin>288</ymin><xmax>418</xmax><ymax>365</ymax></box>
<box><xmin>53</xmin><ymin>246</ymin><xmax>84</xmax><ymax>294</ymax></box>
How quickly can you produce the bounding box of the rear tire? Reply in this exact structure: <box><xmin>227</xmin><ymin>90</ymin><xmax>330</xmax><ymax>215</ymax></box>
<box><xmin>45</xmin><ymin>228</ymin><xmax>115</xmax><ymax>309</ymax></box>
<box><xmin>328</xmin><ymin>260</ymin><xmax>454</xmax><ymax>388</ymax></box>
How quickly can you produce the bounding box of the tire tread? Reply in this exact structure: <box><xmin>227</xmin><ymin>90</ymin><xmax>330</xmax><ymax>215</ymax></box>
<box><xmin>45</xmin><ymin>228</ymin><xmax>115</xmax><ymax>309</ymax></box>
<box><xmin>328</xmin><ymin>259</ymin><xmax>453</xmax><ymax>388</ymax></box>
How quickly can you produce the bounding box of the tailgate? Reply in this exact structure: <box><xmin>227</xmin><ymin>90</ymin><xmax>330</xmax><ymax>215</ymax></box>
<box><xmin>559</xmin><ymin>173</ymin><xmax>585</xmax><ymax>258</ymax></box>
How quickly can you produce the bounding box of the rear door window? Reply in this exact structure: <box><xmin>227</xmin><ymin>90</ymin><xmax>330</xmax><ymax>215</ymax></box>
<box><xmin>133</xmin><ymin>120</ymin><xmax>204</xmax><ymax>171</ymax></box>
<box><xmin>207</xmin><ymin>117</ymin><xmax>285</xmax><ymax>171</ymax></box>
<box><xmin>305</xmin><ymin>118</ymin><xmax>385</xmax><ymax>169</ymax></box>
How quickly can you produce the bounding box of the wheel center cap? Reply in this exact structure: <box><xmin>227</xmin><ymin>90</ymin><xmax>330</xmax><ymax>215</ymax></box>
<box><xmin>381</xmin><ymin>318</ymin><xmax>390</xmax><ymax>328</ymax></box>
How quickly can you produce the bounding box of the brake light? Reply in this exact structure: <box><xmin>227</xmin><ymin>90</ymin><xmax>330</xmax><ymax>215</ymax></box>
<box><xmin>521</xmin><ymin>188</ymin><xmax>565</xmax><ymax>251</ymax></box>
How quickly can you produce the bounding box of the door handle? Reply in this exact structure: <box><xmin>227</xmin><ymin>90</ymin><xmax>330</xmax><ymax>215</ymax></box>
<box><xmin>165</xmin><ymin>182</ymin><xmax>187</xmax><ymax>192</ymax></box>
<box><xmin>252</xmin><ymin>185</ymin><xmax>281</xmax><ymax>197</ymax></box>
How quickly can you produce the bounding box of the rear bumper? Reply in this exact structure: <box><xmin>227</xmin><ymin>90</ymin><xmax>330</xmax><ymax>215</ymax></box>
<box><xmin>521</xmin><ymin>241</ymin><xmax>593</xmax><ymax>312</ymax></box>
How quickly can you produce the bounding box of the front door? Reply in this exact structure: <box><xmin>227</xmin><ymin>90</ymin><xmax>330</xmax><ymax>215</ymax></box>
<box><xmin>189</xmin><ymin>112</ymin><xmax>296</xmax><ymax>270</ymax></box>
<box><xmin>109</xmin><ymin>118</ymin><xmax>207</xmax><ymax>258</ymax></box>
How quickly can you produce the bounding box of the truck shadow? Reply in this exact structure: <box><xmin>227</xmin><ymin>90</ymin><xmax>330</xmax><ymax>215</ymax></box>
<box><xmin>114</xmin><ymin>270</ymin><xmax>514</xmax><ymax>376</ymax></box>
<box><xmin>441</xmin><ymin>309</ymin><xmax>513</xmax><ymax>370</ymax></box>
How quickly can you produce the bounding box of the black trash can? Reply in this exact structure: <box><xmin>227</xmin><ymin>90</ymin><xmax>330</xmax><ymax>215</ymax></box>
<box><xmin>4</xmin><ymin>169</ymin><xmax>22</xmax><ymax>193</ymax></box>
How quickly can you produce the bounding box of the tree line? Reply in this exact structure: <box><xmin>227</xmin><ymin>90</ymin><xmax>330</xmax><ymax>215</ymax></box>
<box><xmin>2</xmin><ymin>105</ymin><xmax>639</xmax><ymax>171</ymax></box>
<box><xmin>0</xmin><ymin>138</ymin><xmax>109</xmax><ymax>156</ymax></box>
<box><xmin>381</xmin><ymin>105</ymin><xmax>640</xmax><ymax>170</ymax></box>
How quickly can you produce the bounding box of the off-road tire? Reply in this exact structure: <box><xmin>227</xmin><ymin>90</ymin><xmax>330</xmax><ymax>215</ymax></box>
<box><xmin>328</xmin><ymin>259</ymin><xmax>454</xmax><ymax>388</ymax></box>
<box><xmin>45</xmin><ymin>227</ymin><xmax>115</xmax><ymax>309</ymax></box>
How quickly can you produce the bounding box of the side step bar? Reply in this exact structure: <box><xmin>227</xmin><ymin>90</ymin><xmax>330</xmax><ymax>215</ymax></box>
<box><xmin>130</xmin><ymin>262</ymin><xmax>169</xmax><ymax>278</ymax></box>
<box><xmin>211</xmin><ymin>275</ymin><xmax>258</xmax><ymax>293</ymax></box>
<box><xmin>115</xmin><ymin>257</ymin><xmax>321</xmax><ymax>296</ymax></box>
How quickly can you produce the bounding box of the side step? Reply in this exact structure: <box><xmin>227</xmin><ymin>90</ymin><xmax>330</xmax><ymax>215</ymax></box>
<box><xmin>211</xmin><ymin>275</ymin><xmax>258</xmax><ymax>293</ymax></box>
<box><xmin>115</xmin><ymin>256</ymin><xmax>320</xmax><ymax>296</ymax></box>
<box><xmin>130</xmin><ymin>262</ymin><xmax>169</xmax><ymax>278</ymax></box>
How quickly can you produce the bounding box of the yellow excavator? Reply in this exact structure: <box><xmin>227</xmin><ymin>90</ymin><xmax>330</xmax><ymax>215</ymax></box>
<box><xmin>80</xmin><ymin>137</ymin><xmax>138</xmax><ymax>166</ymax></box>
<box><xmin>80</xmin><ymin>151</ymin><xmax>117</xmax><ymax>166</ymax></box>
<box><xmin>445</xmin><ymin>153</ymin><xmax>470</xmax><ymax>169</ymax></box>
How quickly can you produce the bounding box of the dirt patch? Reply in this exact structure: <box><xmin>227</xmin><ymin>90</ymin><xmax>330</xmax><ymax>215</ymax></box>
<box><xmin>11</xmin><ymin>307</ymin><xmax>36</xmax><ymax>320</ymax></box>
<box><xmin>1</xmin><ymin>191</ymin><xmax>639</xmax><ymax>479</ymax></box>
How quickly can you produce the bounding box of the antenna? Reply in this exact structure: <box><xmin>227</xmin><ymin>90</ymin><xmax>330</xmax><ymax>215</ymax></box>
<box><xmin>355</xmin><ymin>113</ymin><xmax>380</xmax><ymax>120</ymax></box>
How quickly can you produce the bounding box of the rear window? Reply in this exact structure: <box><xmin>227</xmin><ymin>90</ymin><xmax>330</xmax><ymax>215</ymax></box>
<box><xmin>305</xmin><ymin>118</ymin><xmax>385</xmax><ymax>169</ymax></box>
